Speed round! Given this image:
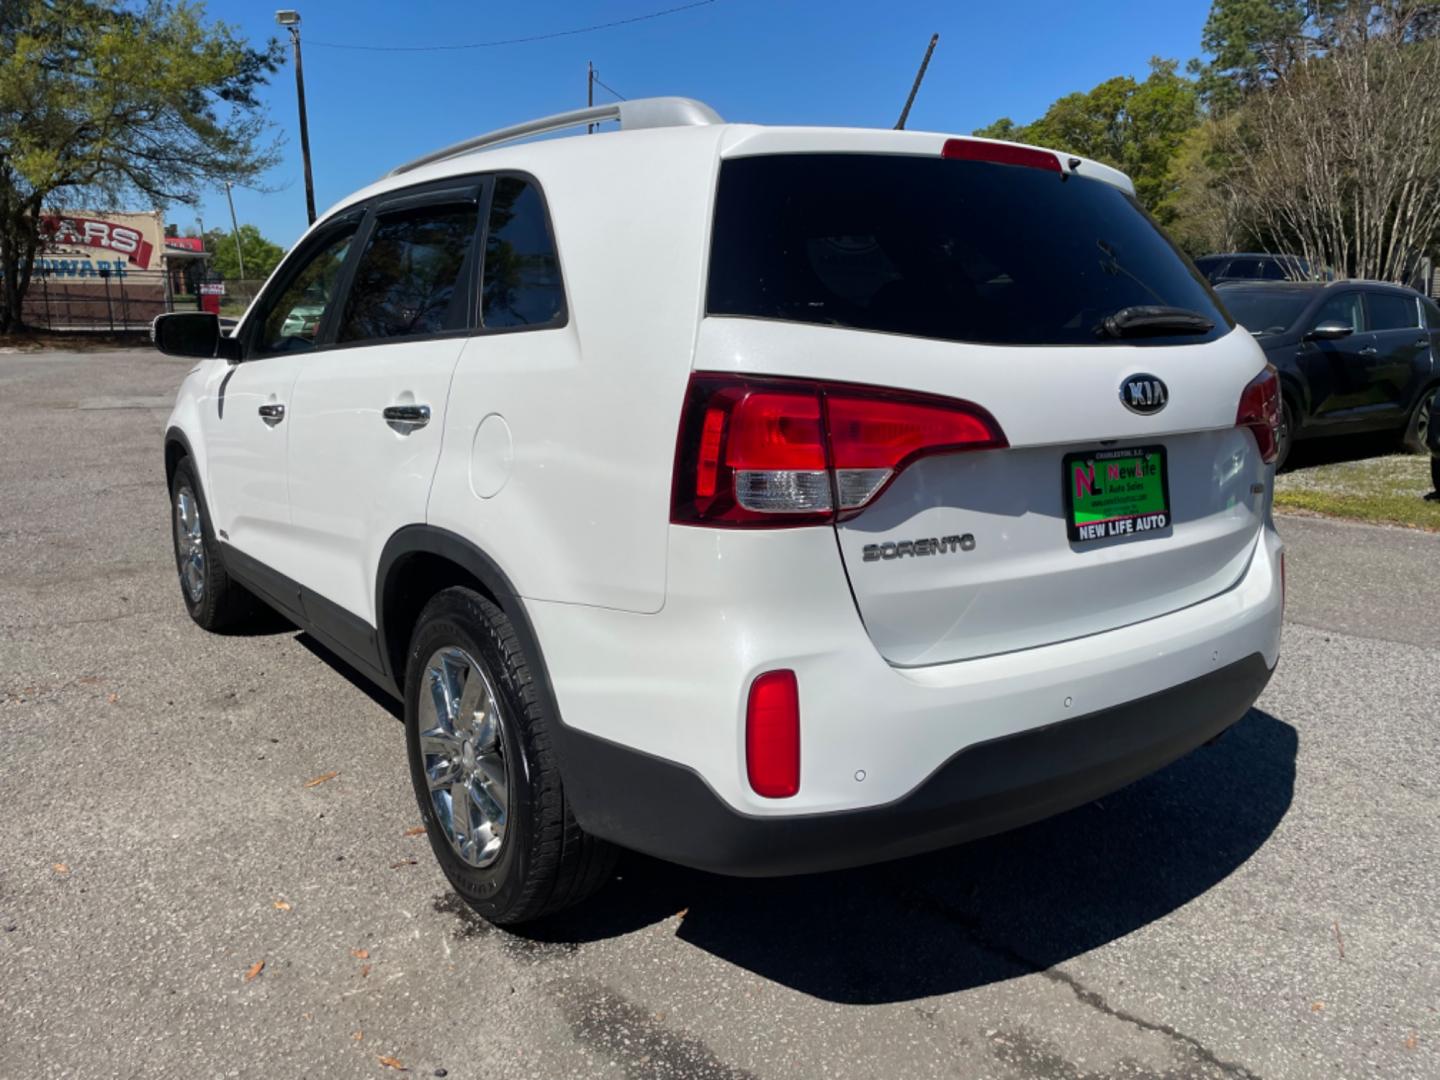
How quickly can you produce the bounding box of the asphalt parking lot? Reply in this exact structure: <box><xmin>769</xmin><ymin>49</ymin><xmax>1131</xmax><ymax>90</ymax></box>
<box><xmin>2</xmin><ymin>348</ymin><xmax>1437</xmax><ymax>1080</ymax></box>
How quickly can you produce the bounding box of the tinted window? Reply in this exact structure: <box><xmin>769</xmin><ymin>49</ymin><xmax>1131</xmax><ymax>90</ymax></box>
<box><xmin>1367</xmin><ymin>291</ymin><xmax>1420</xmax><ymax>331</ymax></box>
<box><xmin>337</xmin><ymin>203</ymin><xmax>477</xmax><ymax>343</ymax></box>
<box><xmin>706</xmin><ymin>155</ymin><xmax>1230</xmax><ymax>347</ymax></box>
<box><xmin>1223</xmin><ymin>259</ymin><xmax>1264</xmax><ymax>280</ymax></box>
<box><xmin>1193</xmin><ymin>256</ymin><xmax>1227</xmax><ymax>282</ymax></box>
<box><xmin>482</xmin><ymin>177</ymin><xmax>564</xmax><ymax>328</ymax></box>
<box><xmin>256</xmin><ymin>227</ymin><xmax>357</xmax><ymax>354</ymax></box>
<box><xmin>1217</xmin><ymin>288</ymin><xmax>1311</xmax><ymax>335</ymax></box>
<box><xmin>1313</xmin><ymin>292</ymin><xmax>1365</xmax><ymax>331</ymax></box>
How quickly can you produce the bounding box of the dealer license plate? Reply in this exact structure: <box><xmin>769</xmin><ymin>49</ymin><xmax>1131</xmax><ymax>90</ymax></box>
<box><xmin>1063</xmin><ymin>446</ymin><xmax>1171</xmax><ymax>544</ymax></box>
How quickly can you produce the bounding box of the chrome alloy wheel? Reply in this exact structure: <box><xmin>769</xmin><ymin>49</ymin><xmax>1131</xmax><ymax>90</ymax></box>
<box><xmin>1418</xmin><ymin>390</ymin><xmax>1434</xmax><ymax>447</ymax></box>
<box><xmin>174</xmin><ymin>487</ymin><xmax>205</xmax><ymax>603</ymax></box>
<box><xmin>419</xmin><ymin>646</ymin><xmax>510</xmax><ymax>868</ymax></box>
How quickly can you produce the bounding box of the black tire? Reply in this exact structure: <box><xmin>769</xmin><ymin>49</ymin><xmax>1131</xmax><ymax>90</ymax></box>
<box><xmin>1431</xmin><ymin>454</ymin><xmax>1440</xmax><ymax>495</ymax></box>
<box><xmin>169</xmin><ymin>457</ymin><xmax>260</xmax><ymax>631</ymax></box>
<box><xmin>403</xmin><ymin>586</ymin><xmax>615</xmax><ymax>925</ymax></box>
<box><xmin>1275</xmin><ymin>398</ymin><xmax>1295</xmax><ymax>471</ymax></box>
<box><xmin>1402</xmin><ymin>387</ymin><xmax>1436</xmax><ymax>454</ymax></box>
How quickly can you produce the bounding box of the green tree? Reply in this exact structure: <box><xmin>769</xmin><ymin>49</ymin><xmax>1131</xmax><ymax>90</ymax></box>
<box><xmin>972</xmin><ymin>59</ymin><xmax>1200</xmax><ymax>216</ymax></box>
<box><xmin>0</xmin><ymin>0</ymin><xmax>281</xmax><ymax>331</ymax></box>
<box><xmin>202</xmin><ymin>223</ymin><xmax>283</xmax><ymax>282</ymax></box>
<box><xmin>1194</xmin><ymin>0</ymin><xmax>1309</xmax><ymax>110</ymax></box>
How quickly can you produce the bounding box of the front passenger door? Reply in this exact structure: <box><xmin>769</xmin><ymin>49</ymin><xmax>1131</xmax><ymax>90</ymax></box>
<box><xmin>202</xmin><ymin>220</ymin><xmax>359</xmax><ymax>583</ymax></box>
<box><xmin>1296</xmin><ymin>290</ymin><xmax>1377</xmax><ymax>425</ymax></box>
<box><xmin>284</xmin><ymin>184</ymin><xmax>483</xmax><ymax>637</ymax></box>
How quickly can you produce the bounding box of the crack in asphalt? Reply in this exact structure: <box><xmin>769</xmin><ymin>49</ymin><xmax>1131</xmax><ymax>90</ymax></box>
<box><xmin>903</xmin><ymin>892</ymin><xmax>1264</xmax><ymax>1080</ymax></box>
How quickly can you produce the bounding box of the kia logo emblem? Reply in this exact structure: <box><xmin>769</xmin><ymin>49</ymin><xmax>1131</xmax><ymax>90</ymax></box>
<box><xmin>1120</xmin><ymin>374</ymin><xmax>1168</xmax><ymax>415</ymax></box>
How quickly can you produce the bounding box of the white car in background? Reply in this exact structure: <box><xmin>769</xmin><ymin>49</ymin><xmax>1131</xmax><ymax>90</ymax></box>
<box><xmin>153</xmin><ymin>98</ymin><xmax>1284</xmax><ymax>924</ymax></box>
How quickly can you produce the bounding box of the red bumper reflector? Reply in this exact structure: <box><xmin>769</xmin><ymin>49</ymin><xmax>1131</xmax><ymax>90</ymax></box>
<box><xmin>746</xmin><ymin>670</ymin><xmax>800</xmax><ymax>798</ymax></box>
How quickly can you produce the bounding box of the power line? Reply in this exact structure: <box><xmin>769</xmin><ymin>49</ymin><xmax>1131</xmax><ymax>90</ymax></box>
<box><xmin>308</xmin><ymin>0</ymin><xmax>716</xmax><ymax>53</ymax></box>
<box><xmin>591</xmin><ymin>73</ymin><xmax>627</xmax><ymax>101</ymax></box>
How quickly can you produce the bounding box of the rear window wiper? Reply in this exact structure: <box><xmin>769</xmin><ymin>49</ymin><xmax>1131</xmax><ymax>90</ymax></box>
<box><xmin>1097</xmin><ymin>306</ymin><xmax>1215</xmax><ymax>339</ymax></box>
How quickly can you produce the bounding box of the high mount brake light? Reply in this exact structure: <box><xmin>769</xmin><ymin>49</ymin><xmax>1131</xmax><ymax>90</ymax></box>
<box><xmin>1236</xmin><ymin>365</ymin><xmax>1282</xmax><ymax>464</ymax></box>
<box><xmin>941</xmin><ymin>138</ymin><xmax>1063</xmax><ymax>173</ymax></box>
<box><xmin>671</xmin><ymin>374</ymin><xmax>1007</xmax><ymax>528</ymax></box>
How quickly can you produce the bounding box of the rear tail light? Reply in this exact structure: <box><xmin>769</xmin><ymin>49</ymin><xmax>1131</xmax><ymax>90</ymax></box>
<box><xmin>746</xmin><ymin>670</ymin><xmax>799</xmax><ymax>798</ymax></box>
<box><xmin>672</xmin><ymin>373</ymin><xmax>1007</xmax><ymax>527</ymax></box>
<box><xmin>1236</xmin><ymin>365</ymin><xmax>1282</xmax><ymax>464</ymax></box>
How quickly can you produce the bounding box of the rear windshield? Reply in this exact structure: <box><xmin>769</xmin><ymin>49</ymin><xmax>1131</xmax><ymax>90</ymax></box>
<box><xmin>707</xmin><ymin>153</ymin><xmax>1231</xmax><ymax>347</ymax></box>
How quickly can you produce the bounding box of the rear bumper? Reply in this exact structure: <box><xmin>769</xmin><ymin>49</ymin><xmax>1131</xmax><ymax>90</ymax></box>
<box><xmin>560</xmin><ymin>652</ymin><xmax>1273</xmax><ymax>876</ymax></box>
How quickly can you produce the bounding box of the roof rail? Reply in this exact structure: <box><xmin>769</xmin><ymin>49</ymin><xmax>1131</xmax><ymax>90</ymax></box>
<box><xmin>386</xmin><ymin>96</ymin><xmax>723</xmax><ymax>177</ymax></box>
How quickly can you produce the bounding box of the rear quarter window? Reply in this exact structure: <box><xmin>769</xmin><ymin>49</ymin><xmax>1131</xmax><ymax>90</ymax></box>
<box><xmin>706</xmin><ymin>154</ymin><xmax>1230</xmax><ymax>347</ymax></box>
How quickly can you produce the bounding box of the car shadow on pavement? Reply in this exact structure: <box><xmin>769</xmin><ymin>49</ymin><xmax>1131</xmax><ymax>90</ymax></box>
<box><xmin>1282</xmin><ymin>430</ymin><xmax>1405</xmax><ymax>472</ymax></box>
<box><xmin>514</xmin><ymin>708</ymin><xmax>1297</xmax><ymax>1004</ymax></box>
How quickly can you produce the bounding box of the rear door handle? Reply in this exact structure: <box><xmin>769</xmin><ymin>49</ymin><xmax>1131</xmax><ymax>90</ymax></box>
<box><xmin>1416</xmin><ymin>337</ymin><xmax>1430</xmax><ymax>347</ymax></box>
<box><xmin>258</xmin><ymin>403</ymin><xmax>286</xmax><ymax>426</ymax></box>
<box><xmin>383</xmin><ymin>403</ymin><xmax>431</xmax><ymax>429</ymax></box>
<box><xmin>1359</xmin><ymin>346</ymin><xmax>1379</xmax><ymax>356</ymax></box>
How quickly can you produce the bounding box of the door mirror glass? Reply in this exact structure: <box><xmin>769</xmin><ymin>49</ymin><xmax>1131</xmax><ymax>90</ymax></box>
<box><xmin>1304</xmin><ymin>320</ymin><xmax>1354</xmax><ymax>341</ymax></box>
<box><xmin>152</xmin><ymin>312</ymin><xmax>239</xmax><ymax>359</ymax></box>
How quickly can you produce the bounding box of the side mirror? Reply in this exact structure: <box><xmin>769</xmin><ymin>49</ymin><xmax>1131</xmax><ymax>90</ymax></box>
<box><xmin>151</xmin><ymin>312</ymin><xmax>240</xmax><ymax>361</ymax></box>
<box><xmin>1304</xmin><ymin>320</ymin><xmax>1353</xmax><ymax>342</ymax></box>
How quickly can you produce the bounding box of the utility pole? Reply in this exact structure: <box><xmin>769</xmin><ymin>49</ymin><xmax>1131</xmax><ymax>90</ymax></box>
<box><xmin>223</xmin><ymin>181</ymin><xmax>247</xmax><ymax>281</ymax></box>
<box><xmin>277</xmin><ymin>10</ymin><xmax>317</xmax><ymax>225</ymax></box>
<box><xmin>587</xmin><ymin>61</ymin><xmax>595</xmax><ymax>133</ymax></box>
<box><xmin>895</xmin><ymin>33</ymin><xmax>939</xmax><ymax>130</ymax></box>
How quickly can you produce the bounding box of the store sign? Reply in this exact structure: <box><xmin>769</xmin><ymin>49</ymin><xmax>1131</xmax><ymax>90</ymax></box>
<box><xmin>165</xmin><ymin>236</ymin><xmax>205</xmax><ymax>253</ymax></box>
<box><xmin>40</xmin><ymin>215</ymin><xmax>156</xmax><ymax>269</ymax></box>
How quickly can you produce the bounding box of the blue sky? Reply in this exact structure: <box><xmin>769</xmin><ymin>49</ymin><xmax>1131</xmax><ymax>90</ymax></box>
<box><xmin>194</xmin><ymin>0</ymin><xmax>1216</xmax><ymax>254</ymax></box>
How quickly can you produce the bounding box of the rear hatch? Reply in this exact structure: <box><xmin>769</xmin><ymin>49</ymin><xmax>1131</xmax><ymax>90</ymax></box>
<box><xmin>694</xmin><ymin>144</ymin><xmax>1273</xmax><ymax>666</ymax></box>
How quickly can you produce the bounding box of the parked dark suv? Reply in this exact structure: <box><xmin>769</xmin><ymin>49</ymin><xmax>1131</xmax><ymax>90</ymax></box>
<box><xmin>1196</xmin><ymin>253</ymin><xmax>1316</xmax><ymax>284</ymax></box>
<box><xmin>1216</xmin><ymin>280</ymin><xmax>1439</xmax><ymax>467</ymax></box>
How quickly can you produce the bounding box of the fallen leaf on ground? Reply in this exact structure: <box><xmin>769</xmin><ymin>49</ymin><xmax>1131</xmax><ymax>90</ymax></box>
<box><xmin>304</xmin><ymin>770</ymin><xmax>339</xmax><ymax>788</ymax></box>
<box><xmin>243</xmin><ymin>960</ymin><xmax>264</xmax><ymax>982</ymax></box>
<box><xmin>78</xmin><ymin>675</ymin><xmax>102</xmax><ymax>685</ymax></box>
<box><xmin>1405</xmin><ymin>1032</ymin><xmax>1419</xmax><ymax>1050</ymax></box>
<box><xmin>352</xmin><ymin>1030</ymin><xmax>364</xmax><ymax>1041</ymax></box>
<box><xmin>273</xmin><ymin>900</ymin><xmax>291</xmax><ymax>911</ymax></box>
<box><xmin>377</xmin><ymin>1055</ymin><xmax>407</xmax><ymax>1071</ymax></box>
<box><xmin>389</xmin><ymin>858</ymin><xmax>418</xmax><ymax>869</ymax></box>
<box><xmin>351</xmin><ymin>947</ymin><xmax>369</xmax><ymax>960</ymax></box>
<box><xmin>52</xmin><ymin>863</ymin><xmax>70</xmax><ymax>876</ymax></box>
<box><xmin>361</xmin><ymin>963</ymin><xmax>372</xmax><ymax>978</ymax></box>
<box><xmin>106</xmin><ymin>693</ymin><xmax>119</xmax><ymax>704</ymax></box>
<box><xmin>402</xmin><ymin>826</ymin><xmax>426</xmax><ymax>837</ymax></box>
<box><xmin>1311</xmin><ymin>1001</ymin><xmax>1324</xmax><ymax>1012</ymax></box>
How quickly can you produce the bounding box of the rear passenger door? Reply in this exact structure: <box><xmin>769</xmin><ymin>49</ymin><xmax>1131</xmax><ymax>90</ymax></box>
<box><xmin>283</xmin><ymin>181</ymin><xmax>484</xmax><ymax>642</ymax></box>
<box><xmin>1364</xmin><ymin>289</ymin><xmax>1429</xmax><ymax>419</ymax></box>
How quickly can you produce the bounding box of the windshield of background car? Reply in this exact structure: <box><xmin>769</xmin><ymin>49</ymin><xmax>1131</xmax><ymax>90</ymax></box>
<box><xmin>1217</xmin><ymin>288</ymin><xmax>1312</xmax><ymax>336</ymax></box>
<box><xmin>706</xmin><ymin>153</ymin><xmax>1232</xmax><ymax>346</ymax></box>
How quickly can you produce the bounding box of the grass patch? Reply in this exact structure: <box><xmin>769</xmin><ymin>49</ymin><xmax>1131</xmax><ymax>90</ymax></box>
<box><xmin>1275</xmin><ymin>452</ymin><xmax>1440</xmax><ymax>530</ymax></box>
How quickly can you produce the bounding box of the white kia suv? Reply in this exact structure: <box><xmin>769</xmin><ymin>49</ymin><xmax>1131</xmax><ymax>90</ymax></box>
<box><xmin>155</xmin><ymin>98</ymin><xmax>1284</xmax><ymax>924</ymax></box>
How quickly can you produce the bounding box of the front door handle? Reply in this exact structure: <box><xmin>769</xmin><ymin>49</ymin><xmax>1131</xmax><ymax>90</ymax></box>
<box><xmin>383</xmin><ymin>403</ymin><xmax>431</xmax><ymax>430</ymax></box>
<box><xmin>1416</xmin><ymin>337</ymin><xmax>1430</xmax><ymax>348</ymax></box>
<box><xmin>1359</xmin><ymin>346</ymin><xmax>1379</xmax><ymax>356</ymax></box>
<box><xmin>258</xmin><ymin>403</ymin><xmax>286</xmax><ymax>426</ymax></box>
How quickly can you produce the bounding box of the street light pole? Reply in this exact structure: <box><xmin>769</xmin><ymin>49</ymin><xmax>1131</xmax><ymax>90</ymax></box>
<box><xmin>223</xmin><ymin>181</ymin><xmax>247</xmax><ymax>281</ymax></box>
<box><xmin>276</xmin><ymin>10</ymin><xmax>317</xmax><ymax>226</ymax></box>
